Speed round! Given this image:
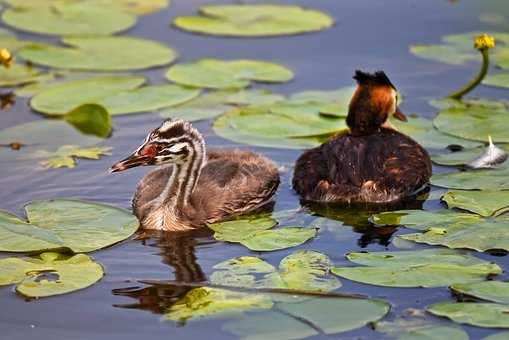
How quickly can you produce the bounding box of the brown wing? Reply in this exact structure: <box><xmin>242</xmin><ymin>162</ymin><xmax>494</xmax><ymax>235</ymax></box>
<box><xmin>293</xmin><ymin>129</ymin><xmax>431</xmax><ymax>203</ymax></box>
<box><xmin>188</xmin><ymin>149</ymin><xmax>280</xmax><ymax>223</ymax></box>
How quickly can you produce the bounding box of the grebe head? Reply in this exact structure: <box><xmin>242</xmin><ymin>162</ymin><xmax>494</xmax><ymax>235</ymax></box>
<box><xmin>347</xmin><ymin>70</ymin><xmax>406</xmax><ymax>135</ymax></box>
<box><xmin>110</xmin><ymin>119</ymin><xmax>204</xmax><ymax>172</ymax></box>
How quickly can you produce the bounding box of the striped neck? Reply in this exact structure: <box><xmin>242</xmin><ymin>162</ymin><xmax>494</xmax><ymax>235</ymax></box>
<box><xmin>159</xmin><ymin>135</ymin><xmax>206</xmax><ymax>214</ymax></box>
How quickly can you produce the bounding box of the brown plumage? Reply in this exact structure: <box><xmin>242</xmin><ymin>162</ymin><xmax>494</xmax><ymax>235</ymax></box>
<box><xmin>111</xmin><ymin>119</ymin><xmax>279</xmax><ymax>232</ymax></box>
<box><xmin>293</xmin><ymin>70</ymin><xmax>431</xmax><ymax>204</ymax></box>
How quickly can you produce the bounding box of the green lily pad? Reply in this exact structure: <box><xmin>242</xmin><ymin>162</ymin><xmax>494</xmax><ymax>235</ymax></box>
<box><xmin>451</xmin><ymin>281</ymin><xmax>509</xmax><ymax>304</ymax></box>
<box><xmin>64</xmin><ymin>104</ymin><xmax>112</xmax><ymax>138</ymax></box>
<box><xmin>410</xmin><ymin>31</ymin><xmax>509</xmax><ymax>69</ymax></box>
<box><xmin>173</xmin><ymin>4</ymin><xmax>333</xmax><ymax>37</ymax></box>
<box><xmin>484</xmin><ymin>73</ymin><xmax>509</xmax><ymax>89</ymax></box>
<box><xmin>442</xmin><ymin>190</ymin><xmax>509</xmax><ymax>217</ymax></box>
<box><xmin>483</xmin><ymin>332</ymin><xmax>509</xmax><ymax>340</ymax></box>
<box><xmin>33</xmin><ymin>145</ymin><xmax>112</xmax><ymax>169</ymax></box>
<box><xmin>209</xmin><ymin>214</ymin><xmax>316</xmax><ymax>251</ymax></box>
<box><xmin>0</xmin><ymin>120</ymin><xmax>102</xmax><ymax>149</ymax></box>
<box><xmin>0</xmin><ymin>252</ymin><xmax>103</xmax><ymax>298</ymax></box>
<box><xmin>166</xmin><ymin>59</ymin><xmax>293</xmax><ymax>89</ymax></box>
<box><xmin>19</xmin><ymin>36</ymin><xmax>176</xmax><ymax>71</ymax></box>
<box><xmin>375</xmin><ymin>317</ymin><xmax>469</xmax><ymax>340</ymax></box>
<box><xmin>2</xmin><ymin>2</ymin><xmax>136</xmax><ymax>36</ymax></box>
<box><xmin>0</xmin><ymin>28</ymin><xmax>35</xmax><ymax>52</ymax></box>
<box><xmin>160</xmin><ymin>89</ymin><xmax>284</xmax><ymax>121</ymax></box>
<box><xmin>433</xmin><ymin>102</ymin><xmax>509</xmax><ymax>143</ymax></box>
<box><xmin>0</xmin><ymin>63</ymin><xmax>50</xmax><ymax>87</ymax></box>
<box><xmin>400</xmin><ymin>215</ymin><xmax>509</xmax><ymax>252</ymax></box>
<box><xmin>371</xmin><ymin>209</ymin><xmax>482</xmax><ymax>230</ymax></box>
<box><xmin>431</xmin><ymin>147</ymin><xmax>488</xmax><ymax>166</ymax></box>
<box><xmin>431</xmin><ymin>167</ymin><xmax>509</xmax><ymax>190</ymax></box>
<box><xmin>211</xmin><ymin>250</ymin><xmax>341</xmax><ymax>292</ymax></box>
<box><xmin>165</xmin><ymin>287</ymin><xmax>273</xmax><ymax>323</ymax></box>
<box><xmin>31</xmin><ymin>75</ymin><xmax>199</xmax><ymax>116</ymax></box>
<box><xmin>0</xmin><ymin>199</ymin><xmax>138</xmax><ymax>253</ymax></box>
<box><xmin>331</xmin><ymin>249</ymin><xmax>501</xmax><ymax>288</ymax></box>
<box><xmin>427</xmin><ymin>303</ymin><xmax>509</xmax><ymax>328</ymax></box>
<box><xmin>213</xmin><ymin>104</ymin><xmax>346</xmax><ymax>149</ymax></box>
<box><xmin>391</xmin><ymin>116</ymin><xmax>482</xmax><ymax>150</ymax></box>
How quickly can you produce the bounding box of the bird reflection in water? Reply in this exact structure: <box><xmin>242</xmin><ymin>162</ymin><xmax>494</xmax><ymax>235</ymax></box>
<box><xmin>112</xmin><ymin>228</ymin><xmax>212</xmax><ymax>314</ymax></box>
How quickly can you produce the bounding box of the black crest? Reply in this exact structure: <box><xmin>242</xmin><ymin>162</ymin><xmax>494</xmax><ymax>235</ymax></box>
<box><xmin>353</xmin><ymin>70</ymin><xmax>396</xmax><ymax>89</ymax></box>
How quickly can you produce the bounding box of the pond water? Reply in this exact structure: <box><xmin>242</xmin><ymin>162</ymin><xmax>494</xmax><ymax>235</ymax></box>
<box><xmin>1</xmin><ymin>0</ymin><xmax>509</xmax><ymax>339</ymax></box>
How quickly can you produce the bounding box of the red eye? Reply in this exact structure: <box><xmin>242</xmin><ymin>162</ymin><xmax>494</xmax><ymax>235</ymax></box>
<box><xmin>140</xmin><ymin>144</ymin><xmax>157</xmax><ymax>157</ymax></box>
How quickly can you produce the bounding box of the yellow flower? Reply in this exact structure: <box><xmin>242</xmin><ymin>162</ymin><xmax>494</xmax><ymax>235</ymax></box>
<box><xmin>0</xmin><ymin>48</ymin><xmax>13</xmax><ymax>68</ymax></box>
<box><xmin>474</xmin><ymin>34</ymin><xmax>495</xmax><ymax>51</ymax></box>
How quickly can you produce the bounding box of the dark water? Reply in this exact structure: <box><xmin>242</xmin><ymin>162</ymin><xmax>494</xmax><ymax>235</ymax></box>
<box><xmin>1</xmin><ymin>0</ymin><xmax>509</xmax><ymax>339</ymax></box>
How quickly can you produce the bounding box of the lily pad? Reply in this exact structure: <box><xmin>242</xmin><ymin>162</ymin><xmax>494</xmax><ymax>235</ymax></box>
<box><xmin>431</xmin><ymin>147</ymin><xmax>489</xmax><ymax>166</ymax></box>
<box><xmin>224</xmin><ymin>297</ymin><xmax>389</xmax><ymax>338</ymax></box>
<box><xmin>371</xmin><ymin>209</ymin><xmax>482</xmax><ymax>230</ymax></box>
<box><xmin>165</xmin><ymin>287</ymin><xmax>273</xmax><ymax>323</ymax></box>
<box><xmin>0</xmin><ymin>199</ymin><xmax>138</xmax><ymax>253</ymax></box>
<box><xmin>19</xmin><ymin>36</ymin><xmax>176</xmax><ymax>71</ymax></box>
<box><xmin>34</xmin><ymin>145</ymin><xmax>112</xmax><ymax>169</ymax></box>
<box><xmin>484</xmin><ymin>73</ymin><xmax>509</xmax><ymax>89</ymax></box>
<box><xmin>451</xmin><ymin>281</ymin><xmax>509</xmax><ymax>304</ymax></box>
<box><xmin>173</xmin><ymin>4</ymin><xmax>334</xmax><ymax>37</ymax></box>
<box><xmin>0</xmin><ymin>252</ymin><xmax>103</xmax><ymax>298</ymax></box>
<box><xmin>433</xmin><ymin>102</ymin><xmax>509</xmax><ymax>143</ymax></box>
<box><xmin>331</xmin><ymin>249</ymin><xmax>501</xmax><ymax>288</ymax></box>
<box><xmin>442</xmin><ymin>190</ymin><xmax>509</xmax><ymax>217</ymax></box>
<box><xmin>31</xmin><ymin>75</ymin><xmax>199</xmax><ymax>116</ymax></box>
<box><xmin>213</xmin><ymin>104</ymin><xmax>346</xmax><ymax>149</ymax></box>
<box><xmin>427</xmin><ymin>302</ymin><xmax>509</xmax><ymax>328</ymax></box>
<box><xmin>0</xmin><ymin>120</ymin><xmax>102</xmax><ymax>149</ymax></box>
<box><xmin>209</xmin><ymin>214</ymin><xmax>316</xmax><ymax>251</ymax></box>
<box><xmin>211</xmin><ymin>250</ymin><xmax>341</xmax><ymax>292</ymax></box>
<box><xmin>166</xmin><ymin>59</ymin><xmax>293</xmax><ymax>89</ymax></box>
<box><xmin>410</xmin><ymin>31</ymin><xmax>509</xmax><ymax>69</ymax></box>
<box><xmin>483</xmin><ymin>332</ymin><xmax>509</xmax><ymax>340</ymax></box>
<box><xmin>431</xmin><ymin>167</ymin><xmax>509</xmax><ymax>190</ymax></box>
<box><xmin>2</xmin><ymin>2</ymin><xmax>136</xmax><ymax>36</ymax></box>
<box><xmin>0</xmin><ymin>63</ymin><xmax>50</xmax><ymax>87</ymax></box>
<box><xmin>64</xmin><ymin>104</ymin><xmax>112</xmax><ymax>138</ymax></box>
<box><xmin>391</xmin><ymin>116</ymin><xmax>482</xmax><ymax>150</ymax></box>
<box><xmin>400</xmin><ymin>215</ymin><xmax>509</xmax><ymax>252</ymax></box>
<box><xmin>375</xmin><ymin>317</ymin><xmax>469</xmax><ymax>340</ymax></box>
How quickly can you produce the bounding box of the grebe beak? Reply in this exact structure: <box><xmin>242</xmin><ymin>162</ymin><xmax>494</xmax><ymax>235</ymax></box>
<box><xmin>393</xmin><ymin>106</ymin><xmax>407</xmax><ymax>122</ymax></box>
<box><xmin>110</xmin><ymin>152</ymin><xmax>152</xmax><ymax>173</ymax></box>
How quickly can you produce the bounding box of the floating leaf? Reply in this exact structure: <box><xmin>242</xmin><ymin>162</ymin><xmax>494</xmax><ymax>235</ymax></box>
<box><xmin>209</xmin><ymin>214</ymin><xmax>277</xmax><ymax>243</ymax></box>
<box><xmin>37</xmin><ymin>145</ymin><xmax>112</xmax><ymax>169</ymax></box>
<box><xmin>484</xmin><ymin>73</ymin><xmax>509</xmax><ymax>89</ymax></box>
<box><xmin>0</xmin><ymin>199</ymin><xmax>138</xmax><ymax>253</ymax></box>
<box><xmin>391</xmin><ymin>116</ymin><xmax>482</xmax><ymax>150</ymax></box>
<box><xmin>431</xmin><ymin>167</ymin><xmax>509</xmax><ymax>190</ymax></box>
<box><xmin>31</xmin><ymin>75</ymin><xmax>199</xmax><ymax>116</ymax></box>
<box><xmin>371</xmin><ymin>209</ymin><xmax>482</xmax><ymax>230</ymax></box>
<box><xmin>376</xmin><ymin>316</ymin><xmax>469</xmax><ymax>340</ymax></box>
<box><xmin>431</xmin><ymin>147</ymin><xmax>491</xmax><ymax>166</ymax></box>
<box><xmin>2</xmin><ymin>3</ymin><xmax>136</xmax><ymax>36</ymax></box>
<box><xmin>451</xmin><ymin>281</ymin><xmax>509</xmax><ymax>304</ymax></box>
<box><xmin>19</xmin><ymin>36</ymin><xmax>176</xmax><ymax>71</ymax></box>
<box><xmin>483</xmin><ymin>332</ymin><xmax>509</xmax><ymax>340</ymax></box>
<box><xmin>0</xmin><ymin>252</ymin><xmax>103</xmax><ymax>298</ymax></box>
<box><xmin>166</xmin><ymin>59</ymin><xmax>293</xmax><ymax>89</ymax></box>
<box><xmin>427</xmin><ymin>303</ymin><xmax>509</xmax><ymax>328</ymax></box>
<box><xmin>433</xmin><ymin>102</ymin><xmax>509</xmax><ymax>143</ymax></box>
<box><xmin>0</xmin><ymin>63</ymin><xmax>50</xmax><ymax>87</ymax></box>
<box><xmin>410</xmin><ymin>31</ymin><xmax>509</xmax><ymax>69</ymax></box>
<box><xmin>165</xmin><ymin>287</ymin><xmax>273</xmax><ymax>323</ymax></box>
<box><xmin>211</xmin><ymin>250</ymin><xmax>341</xmax><ymax>292</ymax></box>
<box><xmin>64</xmin><ymin>104</ymin><xmax>112</xmax><ymax>138</ymax></box>
<box><xmin>400</xmin><ymin>216</ymin><xmax>509</xmax><ymax>252</ymax></box>
<box><xmin>331</xmin><ymin>249</ymin><xmax>501</xmax><ymax>288</ymax></box>
<box><xmin>213</xmin><ymin>104</ymin><xmax>346</xmax><ymax>149</ymax></box>
<box><xmin>0</xmin><ymin>120</ymin><xmax>102</xmax><ymax>149</ymax></box>
<box><xmin>173</xmin><ymin>4</ymin><xmax>333</xmax><ymax>37</ymax></box>
<box><xmin>442</xmin><ymin>190</ymin><xmax>509</xmax><ymax>217</ymax></box>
